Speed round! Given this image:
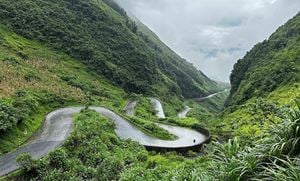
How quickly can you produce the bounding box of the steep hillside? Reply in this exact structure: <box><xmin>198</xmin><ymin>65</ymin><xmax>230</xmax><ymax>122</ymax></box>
<box><xmin>0</xmin><ymin>0</ymin><xmax>220</xmax><ymax>99</ymax></box>
<box><xmin>0</xmin><ymin>6</ymin><xmax>299</xmax><ymax>180</ymax></box>
<box><xmin>0</xmin><ymin>25</ymin><xmax>128</xmax><ymax>154</ymax></box>
<box><xmin>227</xmin><ymin>12</ymin><xmax>300</xmax><ymax>106</ymax></box>
<box><xmin>218</xmin><ymin>12</ymin><xmax>300</xmax><ymax>137</ymax></box>
<box><xmin>131</xmin><ymin>16</ymin><xmax>223</xmax><ymax>97</ymax></box>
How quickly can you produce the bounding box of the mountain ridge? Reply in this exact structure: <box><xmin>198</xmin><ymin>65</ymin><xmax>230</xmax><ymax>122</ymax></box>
<box><xmin>0</xmin><ymin>0</ymin><xmax>222</xmax><ymax>100</ymax></box>
<box><xmin>227</xmin><ymin>12</ymin><xmax>300</xmax><ymax>106</ymax></box>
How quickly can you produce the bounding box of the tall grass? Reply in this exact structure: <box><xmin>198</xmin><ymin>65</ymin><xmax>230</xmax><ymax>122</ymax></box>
<box><xmin>195</xmin><ymin>100</ymin><xmax>300</xmax><ymax>181</ymax></box>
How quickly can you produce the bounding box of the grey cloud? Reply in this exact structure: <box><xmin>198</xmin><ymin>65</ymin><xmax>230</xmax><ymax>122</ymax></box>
<box><xmin>116</xmin><ymin>0</ymin><xmax>300</xmax><ymax>82</ymax></box>
<box><xmin>218</xmin><ymin>17</ymin><xmax>243</xmax><ymax>27</ymax></box>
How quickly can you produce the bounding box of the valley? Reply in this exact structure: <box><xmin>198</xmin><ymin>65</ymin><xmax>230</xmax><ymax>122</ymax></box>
<box><xmin>0</xmin><ymin>99</ymin><xmax>210</xmax><ymax>176</ymax></box>
<box><xmin>0</xmin><ymin>0</ymin><xmax>299</xmax><ymax>180</ymax></box>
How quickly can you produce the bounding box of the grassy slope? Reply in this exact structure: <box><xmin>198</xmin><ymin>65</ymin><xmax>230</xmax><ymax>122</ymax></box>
<box><xmin>0</xmin><ymin>24</ymin><xmax>180</xmax><ymax>154</ymax></box>
<box><xmin>218</xmin><ymin>84</ymin><xmax>299</xmax><ymax>137</ymax></box>
<box><xmin>227</xmin><ymin>13</ymin><xmax>300</xmax><ymax>106</ymax></box>
<box><xmin>0</xmin><ymin>0</ymin><xmax>220</xmax><ymax>101</ymax></box>
<box><xmin>4</xmin><ymin>8</ymin><xmax>300</xmax><ymax>181</ymax></box>
<box><xmin>0</xmin><ymin>25</ymin><xmax>129</xmax><ymax>154</ymax></box>
<box><xmin>218</xmin><ymin>13</ymin><xmax>300</xmax><ymax>137</ymax></box>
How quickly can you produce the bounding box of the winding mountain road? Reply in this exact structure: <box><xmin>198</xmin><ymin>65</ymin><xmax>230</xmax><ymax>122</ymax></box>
<box><xmin>177</xmin><ymin>89</ymin><xmax>229</xmax><ymax>118</ymax></box>
<box><xmin>191</xmin><ymin>89</ymin><xmax>229</xmax><ymax>102</ymax></box>
<box><xmin>0</xmin><ymin>100</ymin><xmax>207</xmax><ymax>176</ymax></box>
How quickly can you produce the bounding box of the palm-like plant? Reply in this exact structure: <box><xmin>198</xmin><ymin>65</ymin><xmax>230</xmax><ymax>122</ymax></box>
<box><xmin>256</xmin><ymin>157</ymin><xmax>300</xmax><ymax>181</ymax></box>
<box><xmin>203</xmin><ymin>100</ymin><xmax>300</xmax><ymax>181</ymax></box>
<box><xmin>268</xmin><ymin>102</ymin><xmax>300</xmax><ymax>156</ymax></box>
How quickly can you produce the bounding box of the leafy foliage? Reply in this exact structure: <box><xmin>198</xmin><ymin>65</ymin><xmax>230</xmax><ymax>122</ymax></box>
<box><xmin>128</xmin><ymin>116</ymin><xmax>176</xmax><ymax>140</ymax></box>
<box><xmin>227</xmin><ymin>13</ymin><xmax>300</xmax><ymax>106</ymax></box>
<box><xmin>0</xmin><ymin>25</ymin><xmax>127</xmax><ymax>154</ymax></box>
<box><xmin>0</xmin><ymin>0</ymin><xmax>220</xmax><ymax>99</ymax></box>
<box><xmin>17</xmin><ymin>110</ymin><xmax>148</xmax><ymax>180</ymax></box>
<box><xmin>0</xmin><ymin>101</ymin><xmax>18</xmax><ymax>132</ymax></box>
<box><xmin>0</xmin><ymin>91</ymin><xmax>39</xmax><ymax>133</ymax></box>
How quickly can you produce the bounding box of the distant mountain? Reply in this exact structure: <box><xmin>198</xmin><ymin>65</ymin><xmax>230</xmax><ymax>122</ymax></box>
<box><xmin>227</xmin><ymin>12</ymin><xmax>300</xmax><ymax>106</ymax></box>
<box><xmin>0</xmin><ymin>0</ymin><xmax>221</xmax><ymax>99</ymax></box>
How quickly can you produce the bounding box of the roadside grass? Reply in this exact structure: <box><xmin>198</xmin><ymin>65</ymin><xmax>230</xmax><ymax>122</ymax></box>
<box><xmin>0</xmin><ymin>25</ymin><xmax>127</xmax><ymax>154</ymax></box>
<box><xmin>216</xmin><ymin>85</ymin><xmax>300</xmax><ymax>138</ymax></box>
<box><xmin>0</xmin><ymin>107</ymin><xmax>47</xmax><ymax>155</ymax></box>
<box><xmin>134</xmin><ymin>97</ymin><xmax>157</xmax><ymax>121</ymax></box>
<box><xmin>0</xmin><ymin>24</ymin><xmax>184</xmax><ymax>153</ymax></box>
<box><xmin>10</xmin><ymin>102</ymin><xmax>299</xmax><ymax>180</ymax></box>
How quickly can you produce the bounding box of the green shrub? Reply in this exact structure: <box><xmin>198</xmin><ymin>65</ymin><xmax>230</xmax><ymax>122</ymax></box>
<box><xmin>16</xmin><ymin>153</ymin><xmax>39</xmax><ymax>172</ymax></box>
<box><xmin>0</xmin><ymin>91</ymin><xmax>39</xmax><ymax>133</ymax></box>
<box><xmin>0</xmin><ymin>101</ymin><xmax>18</xmax><ymax>132</ymax></box>
<box><xmin>17</xmin><ymin>110</ymin><xmax>148</xmax><ymax>180</ymax></box>
<box><xmin>48</xmin><ymin>148</ymin><xmax>68</xmax><ymax>169</ymax></box>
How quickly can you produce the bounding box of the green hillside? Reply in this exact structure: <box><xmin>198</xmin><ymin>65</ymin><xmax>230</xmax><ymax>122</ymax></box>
<box><xmin>0</xmin><ymin>1</ymin><xmax>299</xmax><ymax>180</ymax></box>
<box><xmin>211</xmin><ymin>13</ymin><xmax>300</xmax><ymax>138</ymax></box>
<box><xmin>0</xmin><ymin>25</ymin><xmax>129</xmax><ymax>154</ymax></box>
<box><xmin>132</xmin><ymin>16</ymin><xmax>223</xmax><ymax>97</ymax></box>
<box><xmin>0</xmin><ymin>0</ymin><xmax>220</xmax><ymax>100</ymax></box>
<box><xmin>0</xmin><ymin>0</ymin><xmax>223</xmax><ymax>156</ymax></box>
<box><xmin>227</xmin><ymin>13</ymin><xmax>300</xmax><ymax>106</ymax></box>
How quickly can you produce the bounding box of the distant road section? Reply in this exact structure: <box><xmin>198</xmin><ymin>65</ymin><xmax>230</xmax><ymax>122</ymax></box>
<box><xmin>191</xmin><ymin>89</ymin><xmax>229</xmax><ymax>102</ymax></box>
<box><xmin>149</xmin><ymin>98</ymin><xmax>165</xmax><ymax>118</ymax></box>
<box><xmin>178</xmin><ymin>106</ymin><xmax>192</xmax><ymax>118</ymax></box>
<box><xmin>124</xmin><ymin>100</ymin><xmax>138</xmax><ymax>116</ymax></box>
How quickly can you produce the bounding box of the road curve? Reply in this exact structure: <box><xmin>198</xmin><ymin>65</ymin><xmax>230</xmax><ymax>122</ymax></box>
<box><xmin>124</xmin><ymin>100</ymin><xmax>138</xmax><ymax>116</ymax></box>
<box><xmin>178</xmin><ymin>106</ymin><xmax>192</xmax><ymax>118</ymax></box>
<box><xmin>0</xmin><ymin>105</ymin><xmax>207</xmax><ymax>176</ymax></box>
<box><xmin>191</xmin><ymin>89</ymin><xmax>229</xmax><ymax>102</ymax></box>
<box><xmin>179</xmin><ymin>89</ymin><xmax>229</xmax><ymax>117</ymax></box>
<box><xmin>149</xmin><ymin>98</ymin><xmax>165</xmax><ymax>118</ymax></box>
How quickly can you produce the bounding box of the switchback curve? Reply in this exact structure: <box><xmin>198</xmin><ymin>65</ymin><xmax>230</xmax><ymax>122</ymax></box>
<box><xmin>0</xmin><ymin>104</ymin><xmax>207</xmax><ymax>176</ymax></box>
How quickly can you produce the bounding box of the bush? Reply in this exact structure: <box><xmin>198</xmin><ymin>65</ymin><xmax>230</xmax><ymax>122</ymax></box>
<box><xmin>48</xmin><ymin>149</ymin><xmax>68</xmax><ymax>169</ymax></box>
<box><xmin>13</xmin><ymin>90</ymin><xmax>39</xmax><ymax>117</ymax></box>
<box><xmin>0</xmin><ymin>90</ymin><xmax>39</xmax><ymax>133</ymax></box>
<box><xmin>0</xmin><ymin>101</ymin><xmax>18</xmax><ymax>132</ymax></box>
<box><xmin>16</xmin><ymin>153</ymin><xmax>39</xmax><ymax>172</ymax></box>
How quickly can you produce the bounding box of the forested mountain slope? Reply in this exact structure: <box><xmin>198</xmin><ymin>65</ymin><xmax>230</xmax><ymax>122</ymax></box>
<box><xmin>227</xmin><ymin>12</ymin><xmax>300</xmax><ymax>106</ymax></box>
<box><xmin>130</xmin><ymin>16</ymin><xmax>223</xmax><ymax>97</ymax></box>
<box><xmin>0</xmin><ymin>2</ymin><xmax>299</xmax><ymax>180</ymax></box>
<box><xmin>0</xmin><ymin>0</ymin><xmax>220</xmax><ymax>99</ymax></box>
<box><xmin>0</xmin><ymin>25</ymin><xmax>128</xmax><ymax>154</ymax></box>
<box><xmin>217</xmin><ymin>12</ymin><xmax>300</xmax><ymax>137</ymax></box>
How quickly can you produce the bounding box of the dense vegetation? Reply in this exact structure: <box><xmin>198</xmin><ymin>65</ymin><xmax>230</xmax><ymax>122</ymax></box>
<box><xmin>126</xmin><ymin>116</ymin><xmax>176</xmax><ymax>140</ymax></box>
<box><xmin>0</xmin><ymin>0</ymin><xmax>299</xmax><ymax>180</ymax></box>
<box><xmin>13</xmin><ymin>102</ymin><xmax>300</xmax><ymax>180</ymax></box>
<box><xmin>0</xmin><ymin>25</ymin><xmax>129</xmax><ymax>154</ymax></box>
<box><xmin>0</xmin><ymin>0</ymin><xmax>221</xmax><ymax>100</ymax></box>
<box><xmin>0</xmin><ymin>91</ymin><xmax>38</xmax><ymax>132</ymax></box>
<box><xmin>219</xmin><ymin>12</ymin><xmax>300</xmax><ymax>139</ymax></box>
<box><xmin>16</xmin><ymin>109</ymin><xmax>148</xmax><ymax>180</ymax></box>
<box><xmin>227</xmin><ymin>13</ymin><xmax>300</xmax><ymax>106</ymax></box>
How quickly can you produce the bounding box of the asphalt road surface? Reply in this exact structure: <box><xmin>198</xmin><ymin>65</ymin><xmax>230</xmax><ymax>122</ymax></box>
<box><xmin>0</xmin><ymin>104</ymin><xmax>207</xmax><ymax>176</ymax></box>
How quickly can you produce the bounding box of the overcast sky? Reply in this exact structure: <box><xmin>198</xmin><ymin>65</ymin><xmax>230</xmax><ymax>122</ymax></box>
<box><xmin>116</xmin><ymin>0</ymin><xmax>300</xmax><ymax>82</ymax></box>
